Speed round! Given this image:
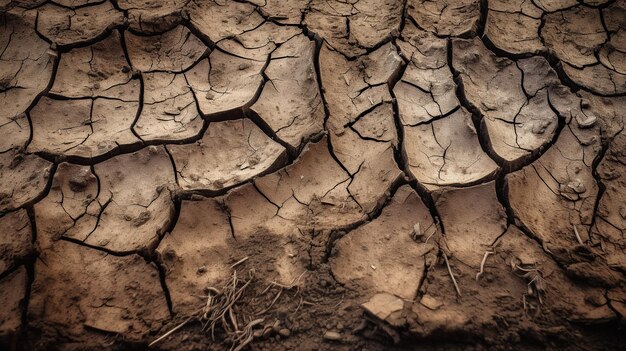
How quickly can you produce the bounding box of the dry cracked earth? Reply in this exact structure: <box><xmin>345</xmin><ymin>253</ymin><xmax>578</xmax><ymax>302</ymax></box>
<box><xmin>1</xmin><ymin>0</ymin><xmax>626</xmax><ymax>350</ymax></box>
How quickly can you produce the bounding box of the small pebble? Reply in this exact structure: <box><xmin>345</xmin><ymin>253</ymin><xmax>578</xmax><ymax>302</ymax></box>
<box><xmin>323</xmin><ymin>331</ymin><xmax>342</xmax><ymax>341</ymax></box>
<box><xmin>279</xmin><ymin>328</ymin><xmax>291</xmax><ymax>338</ymax></box>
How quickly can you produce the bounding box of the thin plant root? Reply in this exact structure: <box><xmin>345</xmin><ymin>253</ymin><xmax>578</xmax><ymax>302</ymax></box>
<box><xmin>255</xmin><ymin>288</ymin><xmax>283</xmax><ymax>315</ymax></box>
<box><xmin>148</xmin><ymin>316</ymin><xmax>194</xmax><ymax>348</ymax></box>
<box><xmin>443</xmin><ymin>252</ymin><xmax>462</xmax><ymax>297</ymax></box>
<box><xmin>511</xmin><ymin>258</ymin><xmax>546</xmax><ymax>312</ymax></box>
<box><xmin>424</xmin><ymin>225</ymin><xmax>438</xmax><ymax>244</ymax></box>
<box><xmin>149</xmin><ymin>270</ymin><xmax>257</xmax><ymax>350</ymax></box>
<box><xmin>573</xmin><ymin>225</ymin><xmax>584</xmax><ymax>246</ymax></box>
<box><xmin>256</xmin><ymin>272</ymin><xmax>306</xmax><ymax>315</ymax></box>
<box><xmin>475</xmin><ymin>250</ymin><xmax>494</xmax><ymax>281</ymax></box>
<box><xmin>231</xmin><ymin>318</ymin><xmax>265</xmax><ymax>351</ymax></box>
<box><xmin>231</xmin><ymin>256</ymin><xmax>249</xmax><ymax>269</ymax></box>
<box><xmin>292</xmin><ymin>296</ymin><xmax>304</xmax><ymax>315</ymax></box>
<box><xmin>149</xmin><ymin>268</ymin><xmax>305</xmax><ymax>350</ymax></box>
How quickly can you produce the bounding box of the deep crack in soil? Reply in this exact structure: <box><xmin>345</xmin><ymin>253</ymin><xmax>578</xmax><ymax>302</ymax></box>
<box><xmin>1</xmin><ymin>0</ymin><xmax>626</xmax><ymax>350</ymax></box>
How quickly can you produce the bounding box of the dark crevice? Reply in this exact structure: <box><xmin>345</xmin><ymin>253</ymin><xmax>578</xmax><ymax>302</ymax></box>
<box><xmin>20</xmin><ymin>261</ymin><xmax>36</xmax><ymax>346</ymax></box>
<box><xmin>49</xmin><ymin>0</ymin><xmax>109</xmax><ymax>11</ymax></box>
<box><xmin>182</xmin><ymin>16</ymin><xmax>217</xmax><ymax>50</ymax></box>
<box><xmin>399</xmin><ymin>0</ymin><xmax>409</xmax><ymax>34</ymax></box>
<box><xmin>477</xmin><ymin>0</ymin><xmax>488</xmax><ymax>37</ymax></box>
<box><xmin>343</xmin><ymin>101</ymin><xmax>386</xmax><ymax>128</ymax></box>
<box><xmin>403</xmin><ymin>105</ymin><xmax>461</xmax><ymax>127</ymax></box>
<box><xmin>408</xmin><ymin>180</ymin><xmax>446</xmax><ymax>236</ymax></box>
<box><xmin>149</xmin><ymin>194</ymin><xmax>183</xmax><ymax>317</ymax></box>
<box><xmin>59</xmin><ymin>236</ymin><xmax>141</xmax><ymax>257</ymax></box>
<box><xmin>306</xmin><ymin>28</ymin><xmax>332</xmax><ymax>134</ymax></box>
<box><xmin>251</xmin><ymin>181</ymin><xmax>281</xmax><ymax>211</ymax></box>
<box><xmin>128</xmin><ymin>74</ymin><xmax>146</xmax><ymax>142</ymax></box>
<box><xmin>19</xmin><ymin>207</ymin><xmax>38</xmax><ymax>341</ymax></box>
<box><xmin>389</xmin><ymin>48</ymin><xmax>410</xmax><ymax>180</ymax></box>
<box><xmin>163</xmin><ymin>145</ymin><xmax>180</xmax><ymax>186</ymax></box>
<box><xmin>219</xmin><ymin>200</ymin><xmax>237</xmax><ymax>241</ymax></box>
<box><xmin>155</xmin><ymin>259</ymin><xmax>175</xmax><ymax>317</ymax></box>
<box><xmin>588</xmin><ymin>131</ymin><xmax>616</xmax><ymax>244</ymax></box>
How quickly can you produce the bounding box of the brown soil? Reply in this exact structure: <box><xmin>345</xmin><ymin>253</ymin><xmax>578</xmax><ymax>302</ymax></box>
<box><xmin>1</xmin><ymin>0</ymin><xmax>626</xmax><ymax>350</ymax></box>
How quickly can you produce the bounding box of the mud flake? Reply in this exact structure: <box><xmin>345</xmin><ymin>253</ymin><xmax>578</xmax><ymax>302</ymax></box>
<box><xmin>185</xmin><ymin>51</ymin><xmax>264</xmax><ymax>116</ymax></box>
<box><xmin>50</xmin><ymin>31</ymin><xmax>138</xmax><ymax>99</ymax></box>
<box><xmin>170</xmin><ymin>119</ymin><xmax>286</xmax><ymax>193</ymax></box>
<box><xmin>0</xmin><ymin>209</ymin><xmax>32</xmax><ymax>275</ymax></box>
<box><xmin>156</xmin><ymin>198</ymin><xmax>234</xmax><ymax>315</ymax></box>
<box><xmin>541</xmin><ymin>7</ymin><xmax>606</xmax><ymax>68</ymax></box>
<box><xmin>453</xmin><ymin>39</ymin><xmax>561</xmax><ymax>162</ymax></box>
<box><xmin>0</xmin><ymin>267</ymin><xmax>28</xmax><ymax>338</ymax></box>
<box><xmin>433</xmin><ymin>182</ymin><xmax>506</xmax><ymax>267</ymax></box>
<box><xmin>257</xmin><ymin>0</ymin><xmax>308</xmax><ymax>25</ymax></box>
<box><xmin>0</xmin><ymin>11</ymin><xmax>53</xmax><ymax>149</ymax></box>
<box><xmin>507</xmin><ymin>125</ymin><xmax>600</xmax><ymax>264</ymax></box>
<box><xmin>485</xmin><ymin>0</ymin><xmax>543</xmax><ymax>55</ymax></box>
<box><xmin>117</xmin><ymin>0</ymin><xmax>187</xmax><ymax>34</ymax></box>
<box><xmin>251</xmin><ymin>35</ymin><xmax>325</xmax><ymax>149</ymax></box>
<box><xmin>28</xmin><ymin>240</ymin><xmax>169</xmax><ymax>338</ymax></box>
<box><xmin>305</xmin><ymin>0</ymin><xmax>403</xmax><ymax>58</ymax></box>
<box><xmin>217</xmin><ymin>22</ymin><xmax>301</xmax><ymax>62</ymax></box>
<box><xmin>255</xmin><ymin>137</ymin><xmax>364</xmax><ymax>227</ymax></box>
<box><xmin>404</xmin><ymin>108</ymin><xmax>498</xmax><ymax>189</ymax></box>
<box><xmin>35</xmin><ymin>148</ymin><xmax>175</xmax><ymax>252</ymax></box>
<box><xmin>330</xmin><ymin>185</ymin><xmax>436</xmax><ymax>299</ymax></box>
<box><xmin>36</xmin><ymin>1</ymin><xmax>124</xmax><ymax>47</ymax></box>
<box><xmin>28</xmin><ymin>96</ymin><xmax>140</xmax><ymax>159</ymax></box>
<box><xmin>126</xmin><ymin>25</ymin><xmax>207</xmax><ymax>73</ymax></box>
<box><xmin>188</xmin><ymin>0</ymin><xmax>263</xmax><ymax>43</ymax></box>
<box><xmin>134</xmin><ymin>72</ymin><xmax>203</xmax><ymax>142</ymax></box>
<box><xmin>0</xmin><ymin>150</ymin><xmax>52</xmax><ymax>212</ymax></box>
<box><xmin>408</xmin><ymin>0</ymin><xmax>480</xmax><ymax>37</ymax></box>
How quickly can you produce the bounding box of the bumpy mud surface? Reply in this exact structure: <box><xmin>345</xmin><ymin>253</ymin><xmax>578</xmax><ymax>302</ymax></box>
<box><xmin>1</xmin><ymin>0</ymin><xmax>626</xmax><ymax>350</ymax></box>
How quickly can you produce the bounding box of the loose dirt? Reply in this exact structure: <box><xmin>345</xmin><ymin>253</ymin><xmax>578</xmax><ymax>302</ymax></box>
<box><xmin>1</xmin><ymin>0</ymin><xmax>625</xmax><ymax>350</ymax></box>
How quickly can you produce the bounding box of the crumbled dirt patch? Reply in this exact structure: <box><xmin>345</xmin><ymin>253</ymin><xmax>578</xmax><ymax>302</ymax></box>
<box><xmin>0</xmin><ymin>0</ymin><xmax>625</xmax><ymax>350</ymax></box>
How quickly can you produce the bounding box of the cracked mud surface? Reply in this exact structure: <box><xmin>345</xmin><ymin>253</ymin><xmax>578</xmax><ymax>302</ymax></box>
<box><xmin>1</xmin><ymin>0</ymin><xmax>625</xmax><ymax>350</ymax></box>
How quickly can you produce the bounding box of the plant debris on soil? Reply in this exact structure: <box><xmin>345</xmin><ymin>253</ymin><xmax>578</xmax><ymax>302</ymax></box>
<box><xmin>1</xmin><ymin>0</ymin><xmax>626</xmax><ymax>350</ymax></box>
